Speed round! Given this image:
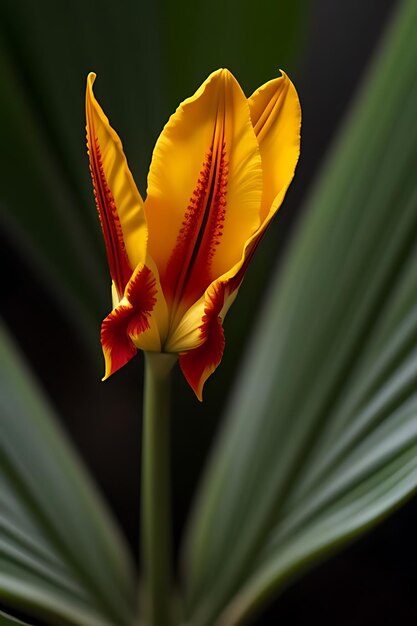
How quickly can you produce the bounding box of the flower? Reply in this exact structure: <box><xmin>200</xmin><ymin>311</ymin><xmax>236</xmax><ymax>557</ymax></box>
<box><xmin>86</xmin><ymin>69</ymin><xmax>301</xmax><ymax>400</ymax></box>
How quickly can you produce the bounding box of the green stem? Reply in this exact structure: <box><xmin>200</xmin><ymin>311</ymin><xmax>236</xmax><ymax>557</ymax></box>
<box><xmin>141</xmin><ymin>352</ymin><xmax>177</xmax><ymax>626</ymax></box>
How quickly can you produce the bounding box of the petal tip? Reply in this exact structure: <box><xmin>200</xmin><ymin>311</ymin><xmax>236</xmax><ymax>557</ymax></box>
<box><xmin>101</xmin><ymin>356</ymin><xmax>111</xmax><ymax>381</ymax></box>
<box><xmin>87</xmin><ymin>72</ymin><xmax>97</xmax><ymax>90</ymax></box>
<box><xmin>179</xmin><ymin>307</ymin><xmax>225</xmax><ymax>401</ymax></box>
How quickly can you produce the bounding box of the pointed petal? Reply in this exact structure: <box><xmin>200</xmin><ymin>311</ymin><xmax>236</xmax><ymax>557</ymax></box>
<box><xmin>100</xmin><ymin>264</ymin><xmax>158</xmax><ymax>378</ymax></box>
<box><xmin>86</xmin><ymin>72</ymin><xmax>148</xmax><ymax>298</ymax></box>
<box><xmin>248</xmin><ymin>71</ymin><xmax>301</xmax><ymax>222</ymax></box>
<box><xmin>172</xmin><ymin>72</ymin><xmax>301</xmax><ymax>398</ymax></box>
<box><xmin>172</xmin><ymin>238</ymin><xmax>262</xmax><ymax>399</ymax></box>
<box><xmin>193</xmin><ymin>72</ymin><xmax>301</xmax><ymax>307</ymax></box>
<box><xmin>101</xmin><ymin>304</ymin><xmax>137</xmax><ymax>379</ymax></box>
<box><xmin>145</xmin><ymin>69</ymin><xmax>262</xmax><ymax>307</ymax></box>
<box><xmin>179</xmin><ymin>282</ymin><xmax>227</xmax><ymax>401</ymax></box>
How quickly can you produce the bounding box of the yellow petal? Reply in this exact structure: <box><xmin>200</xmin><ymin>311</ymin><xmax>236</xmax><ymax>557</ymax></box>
<box><xmin>144</xmin><ymin>69</ymin><xmax>263</xmax><ymax>310</ymax></box>
<box><xmin>165</xmin><ymin>279</ymin><xmax>237</xmax><ymax>354</ymax></box>
<box><xmin>248</xmin><ymin>71</ymin><xmax>301</xmax><ymax>223</ymax></box>
<box><xmin>86</xmin><ymin>73</ymin><xmax>148</xmax><ymax>282</ymax></box>
<box><xmin>164</xmin><ymin>296</ymin><xmax>206</xmax><ymax>354</ymax></box>
<box><xmin>170</xmin><ymin>71</ymin><xmax>301</xmax><ymax>382</ymax></box>
<box><xmin>166</xmin><ymin>274</ymin><xmax>239</xmax><ymax>400</ymax></box>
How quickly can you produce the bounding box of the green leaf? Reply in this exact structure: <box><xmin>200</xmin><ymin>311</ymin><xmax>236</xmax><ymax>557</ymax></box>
<box><xmin>182</xmin><ymin>1</ymin><xmax>417</xmax><ymax>624</ymax></box>
<box><xmin>0</xmin><ymin>611</ymin><xmax>35</xmax><ymax>625</ymax></box>
<box><xmin>0</xmin><ymin>36</ymin><xmax>107</xmax><ymax>349</ymax></box>
<box><xmin>0</xmin><ymin>324</ymin><xmax>136</xmax><ymax>626</ymax></box>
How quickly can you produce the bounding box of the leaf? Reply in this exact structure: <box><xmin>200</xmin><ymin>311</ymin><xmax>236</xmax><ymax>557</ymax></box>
<box><xmin>0</xmin><ymin>37</ymin><xmax>107</xmax><ymax>349</ymax></box>
<box><xmin>182</xmin><ymin>1</ymin><xmax>417</xmax><ymax>624</ymax></box>
<box><xmin>0</xmin><ymin>611</ymin><xmax>35</xmax><ymax>625</ymax></box>
<box><xmin>0</xmin><ymin>323</ymin><xmax>136</xmax><ymax>626</ymax></box>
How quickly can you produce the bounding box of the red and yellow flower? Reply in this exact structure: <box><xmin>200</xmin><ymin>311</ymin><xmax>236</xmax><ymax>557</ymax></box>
<box><xmin>86</xmin><ymin>69</ymin><xmax>301</xmax><ymax>400</ymax></box>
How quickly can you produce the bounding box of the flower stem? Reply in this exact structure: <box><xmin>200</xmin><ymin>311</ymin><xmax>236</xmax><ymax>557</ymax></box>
<box><xmin>141</xmin><ymin>352</ymin><xmax>177</xmax><ymax>626</ymax></box>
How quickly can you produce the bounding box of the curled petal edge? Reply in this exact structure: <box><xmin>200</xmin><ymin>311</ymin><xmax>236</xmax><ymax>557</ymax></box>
<box><xmin>86</xmin><ymin>72</ymin><xmax>148</xmax><ymax>297</ymax></box>
<box><xmin>101</xmin><ymin>264</ymin><xmax>157</xmax><ymax>379</ymax></box>
<box><xmin>179</xmin><ymin>281</ymin><xmax>228</xmax><ymax>401</ymax></box>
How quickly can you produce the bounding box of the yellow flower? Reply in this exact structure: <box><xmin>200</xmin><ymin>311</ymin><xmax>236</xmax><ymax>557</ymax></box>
<box><xmin>86</xmin><ymin>69</ymin><xmax>301</xmax><ymax>400</ymax></box>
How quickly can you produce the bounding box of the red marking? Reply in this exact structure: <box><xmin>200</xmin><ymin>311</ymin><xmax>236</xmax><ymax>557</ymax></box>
<box><xmin>185</xmin><ymin>143</ymin><xmax>228</xmax><ymax>300</ymax></box>
<box><xmin>100</xmin><ymin>265</ymin><xmax>157</xmax><ymax>377</ymax></box>
<box><xmin>88</xmin><ymin>135</ymin><xmax>132</xmax><ymax>299</ymax></box>
<box><xmin>162</xmin><ymin>149</ymin><xmax>213</xmax><ymax>301</ymax></box>
<box><xmin>163</xmin><ymin>142</ymin><xmax>229</xmax><ymax>307</ymax></box>
<box><xmin>179</xmin><ymin>282</ymin><xmax>226</xmax><ymax>400</ymax></box>
<box><xmin>101</xmin><ymin>304</ymin><xmax>137</xmax><ymax>377</ymax></box>
<box><xmin>126</xmin><ymin>265</ymin><xmax>158</xmax><ymax>337</ymax></box>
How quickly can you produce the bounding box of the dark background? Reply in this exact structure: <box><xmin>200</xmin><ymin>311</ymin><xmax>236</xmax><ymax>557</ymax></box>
<box><xmin>2</xmin><ymin>1</ymin><xmax>416</xmax><ymax>624</ymax></box>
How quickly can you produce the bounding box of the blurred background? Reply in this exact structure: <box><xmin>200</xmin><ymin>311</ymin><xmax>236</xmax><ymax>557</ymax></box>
<box><xmin>1</xmin><ymin>0</ymin><xmax>416</xmax><ymax>623</ymax></box>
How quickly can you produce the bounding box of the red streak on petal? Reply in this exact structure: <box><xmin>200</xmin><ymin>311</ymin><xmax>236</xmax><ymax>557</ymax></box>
<box><xmin>179</xmin><ymin>282</ymin><xmax>226</xmax><ymax>400</ymax></box>
<box><xmin>163</xmin><ymin>142</ymin><xmax>229</xmax><ymax>308</ymax></box>
<box><xmin>162</xmin><ymin>149</ymin><xmax>213</xmax><ymax>301</ymax></box>
<box><xmin>100</xmin><ymin>265</ymin><xmax>157</xmax><ymax>378</ymax></box>
<box><xmin>185</xmin><ymin>143</ymin><xmax>228</xmax><ymax>300</ymax></box>
<box><xmin>88</xmin><ymin>135</ymin><xmax>132</xmax><ymax>298</ymax></box>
